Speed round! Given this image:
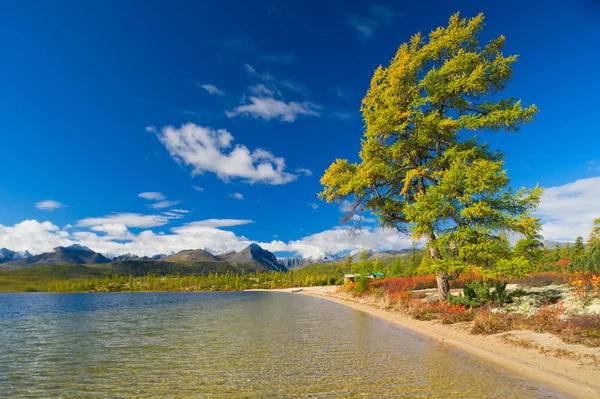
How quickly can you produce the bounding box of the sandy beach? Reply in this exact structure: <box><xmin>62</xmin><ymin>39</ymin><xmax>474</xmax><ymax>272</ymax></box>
<box><xmin>251</xmin><ymin>286</ymin><xmax>600</xmax><ymax>399</ymax></box>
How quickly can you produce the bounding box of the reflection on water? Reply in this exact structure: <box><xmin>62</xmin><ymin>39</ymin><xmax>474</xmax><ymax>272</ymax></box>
<box><xmin>0</xmin><ymin>292</ymin><xmax>570</xmax><ymax>398</ymax></box>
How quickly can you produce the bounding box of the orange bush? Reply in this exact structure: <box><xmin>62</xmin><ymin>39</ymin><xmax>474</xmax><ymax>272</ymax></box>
<box><xmin>568</xmin><ymin>272</ymin><xmax>600</xmax><ymax>305</ymax></box>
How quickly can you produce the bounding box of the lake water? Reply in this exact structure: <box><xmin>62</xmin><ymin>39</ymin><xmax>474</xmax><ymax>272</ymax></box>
<box><xmin>0</xmin><ymin>292</ymin><xmax>571</xmax><ymax>398</ymax></box>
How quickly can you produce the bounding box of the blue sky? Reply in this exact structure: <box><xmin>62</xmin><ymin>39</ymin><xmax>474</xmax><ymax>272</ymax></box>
<box><xmin>0</xmin><ymin>0</ymin><xmax>599</xmax><ymax>257</ymax></box>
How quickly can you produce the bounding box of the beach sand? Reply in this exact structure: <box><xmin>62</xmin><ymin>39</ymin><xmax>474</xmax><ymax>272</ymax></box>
<box><xmin>250</xmin><ymin>286</ymin><xmax>600</xmax><ymax>399</ymax></box>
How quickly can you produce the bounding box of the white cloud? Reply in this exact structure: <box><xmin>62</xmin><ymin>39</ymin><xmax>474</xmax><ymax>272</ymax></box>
<box><xmin>0</xmin><ymin>220</ymin><xmax>71</xmax><ymax>254</ymax></box>
<box><xmin>191</xmin><ymin>185</ymin><xmax>204</xmax><ymax>192</ymax></box>
<box><xmin>588</xmin><ymin>159</ymin><xmax>600</xmax><ymax>171</ymax></box>
<box><xmin>156</xmin><ymin>123</ymin><xmax>297</xmax><ymax>185</ymax></box>
<box><xmin>90</xmin><ymin>223</ymin><xmax>131</xmax><ymax>238</ymax></box>
<box><xmin>77</xmin><ymin>213</ymin><xmax>171</xmax><ymax>229</ymax></box>
<box><xmin>138</xmin><ymin>192</ymin><xmax>166</xmax><ymax>201</ymax></box>
<box><xmin>536</xmin><ymin>176</ymin><xmax>600</xmax><ymax>241</ymax></box>
<box><xmin>149</xmin><ymin>200</ymin><xmax>181</xmax><ymax>209</ymax></box>
<box><xmin>261</xmin><ymin>226</ymin><xmax>413</xmax><ymax>258</ymax></box>
<box><xmin>249</xmin><ymin>84</ymin><xmax>278</xmax><ymax>96</ymax></box>
<box><xmin>200</xmin><ymin>84</ymin><xmax>225</xmax><ymax>96</ymax></box>
<box><xmin>226</xmin><ymin>96</ymin><xmax>319</xmax><ymax>122</ymax></box>
<box><xmin>295</xmin><ymin>168</ymin><xmax>313</xmax><ymax>176</ymax></box>
<box><xmin>35</xmin><ymin>200</ymin><xmax>65</xmax><ymax>211</ymax></box>
<box><xmin>229</xmin><ymin>192</ymin><xmax>244</xmax><ymax>200</ymax></box>
<box><xmin>145</xmin><ymin>126</ymin><xmax>157</xmax><ymax>133</ymax></box>
<box><xmin>0</xmin><ymin>218</ymin><xmax>411</xmax><ymax>259</ymax></box>
<box><xmin>306</xmin><ymin>202</ymin><xmax>319</xmax><ymax>210</ymax></box>
<box><xmin>176</xmin><ymin>219</ymin><xmax>253</xmax><ymax>228</ymax></box>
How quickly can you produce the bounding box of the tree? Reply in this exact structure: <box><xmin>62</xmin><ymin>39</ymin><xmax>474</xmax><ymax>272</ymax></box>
<box><xmin>392</xmin><ymin>256</ymin><xmax>402</xmax><ymax>276</ymax></box>
<box><xmin>571</xmin><ymin>236</ymin><xmax>586</xmax><ymax>263</ymax></box>
<box><xmin>373</xmin><ymin>258</ymin><xmax>383</xmax><ymax>273</ymax></box>
<box><xmin>587</xmin><ymin>218</ymin><xmax>600</xmax><ymax>247</ymax></box>
<box><xmin>354</xmin><ymin>249</ymin><xmax>373</xmax><ymax>275</ymax></box>
<box><xmin>343</xmin><ymin>256</ymin><xmax>353</xmax><ymax>274</ymax></box>
<box><xmin>320</xmin><ymin>13</ymin><xmax>541</xmax><ymax>301</ymax></box>
<box><xmin>514</xmin><ymin>235</ymin><xmax>543</xmax><ymax>264</ymax></box>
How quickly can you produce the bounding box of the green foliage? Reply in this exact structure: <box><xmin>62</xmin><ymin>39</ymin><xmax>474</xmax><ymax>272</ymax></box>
<box><xmin>514</xmin><ymin>236</ymin><xmax>543</xmax><ymax>264</ymax></box>
<box><xmin>391</xmin><ymin>257</ymin><xmax>402</xmax><ymax>276</ymax></box>
<box><xmin>494</xmin><ymin>256</ymin><xmax>534</xmax><ymax>278</ymax></box>
<box><xmin>319</xmin><ymin>13</ymin><xmax>541</xmax><ymax>300</ymax></box>
<box><xmin>449</xmin><ymin>280</ymin><xmax>510</xmax><ymax>308</ymax></box>
<box><xmin>354</xmin><ymin>275</ymin><xmax>368</xmax><ymax>294</ymax></box>
<box><xmin>353</xmin><ymin>249</ymin><xmax>373</xmax><ymax>275</ymax></box>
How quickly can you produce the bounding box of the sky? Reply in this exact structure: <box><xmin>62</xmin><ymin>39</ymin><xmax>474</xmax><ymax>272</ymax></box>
<box><xmin>0</xmin><ymin>0</ymin><xmax>599</xmax><ymax>258</ymax></box>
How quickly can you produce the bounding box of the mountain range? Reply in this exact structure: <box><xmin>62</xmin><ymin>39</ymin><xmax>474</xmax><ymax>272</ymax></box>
<box><xmin>0</xmin><ymin>244</ymin><xmax>287</xmax><ymax>272</ymax></box>
<box><xmin>0</xmin><ymin>244</ymin><xmax>417</xmax><ymax>272</ymax></box>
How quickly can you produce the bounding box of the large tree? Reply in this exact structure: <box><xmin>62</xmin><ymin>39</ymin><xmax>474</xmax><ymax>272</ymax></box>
<box><xmin>319</xmin><ymin>13</ymin><xmax>542</xmax><ymax>300</ymax></box>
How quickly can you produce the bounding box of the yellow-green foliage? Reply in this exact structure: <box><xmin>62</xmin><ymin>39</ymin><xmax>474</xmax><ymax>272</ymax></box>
<box><xmin>319</xmin><ymin>13</ymin><xmax>542</xmax><ymax>279</ymax></box>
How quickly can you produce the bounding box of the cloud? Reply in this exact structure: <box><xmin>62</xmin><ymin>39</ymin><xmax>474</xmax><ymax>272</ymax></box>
<box><xmin>200</xmin><ymin>84</ymin><xmax>225</xmax><ymax>96</ymax></box>
<box><xmin>156</xmin><ymin>123</ymin><xmax>297</xmax><ymax>185</ymax></box>
<box><xmin>588</xmin><ymin>159</ymin><xmax>600</xmax><ymax>171</ymax></box>
<box><xmin>249</xmin><ymin>84</ymin><xmax>278</xmax><ymax>97</ymax></box>
<box><xmin>226</xmin><ymin>96</ymin><xmax>319</xmax><ymax>122</ymax></box>
<box><xmin>295</xmin><ymin>168</ymin><xmax>313</xmax><ymax>176</ymax></box>
<box><xmin>35</xmin><ymin>200</ymin><xmax>65</xmax><ymax>211</ymax></box>
<box><xmin>77</xmin><ymin>213</ymin><xmax>172</xmax><ymax>229</ymax></box>
<box><xmin>177</xmin><ymin>219</ymin><xmax>253</xmax><ymax>228</ymax></box>
<box><xmin>261</xmin><ymin>226</ymin><xmax>413</xmax><ymax>258</ymax></box>
<box><xmin>0</xmin><ymin>218</ymin><xmax>411</xmax><ymax>259</ymax></box>
<box><xmin>138</xmin><ymin>192</ymin><xmax>166</xmax><ymax>201</ymax></box>
<box><xmin>347</xmin><ymin>15</ymin><xmax>379</xmax><ymax>40</ymax></box>
<box><xmin>229</xmin><ymin>192</ymin><xmax>244</xmax><ymax>200</ymax></box>
<box><xmin>148</xmin><ymin>200</ymin><xmax>181</xmax><ymax>210</ymax></box>
<box><xmin>306</xmin><ymin>202</ymin><xmax>319</xmax><ymax>210</ymax></box>
<box><xmin>0</xmin><ymin>220</ymin><xmax>71</xmax><ymax>254</ymax></box>
<box><xmin>347</xmin><ymin>4</ymin><xmax>400</xmax><ymax>40</ymax></box>
<box><xmin>536</xmin><ymin>176</ymin><xmax>600</xmax><ymax>241</ymax></box>
<box><xmin>329</xmin><ymin>111</ymin><xmax>353</xmax><ymax>120</ymax></box>
<box><xmin>191</xmin><ymin>185</ymin><xmax>204</xmax><ymax>192</ymax></box>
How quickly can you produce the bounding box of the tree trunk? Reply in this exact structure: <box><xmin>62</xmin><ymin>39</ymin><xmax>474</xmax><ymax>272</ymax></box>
<box><xmin>425</xmin><ymin>233</ymin><xmax>450</xmax><ymax>302</ymax></box>
<box><xmin>436</xmin><ymin>274</ymin><xmax>450</xmax><ymax>302</ymax></box>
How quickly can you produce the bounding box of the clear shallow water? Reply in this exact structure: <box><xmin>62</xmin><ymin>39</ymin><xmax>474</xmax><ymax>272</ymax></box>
<box><xmin>0</xmin><ymin>292</ymin><xmax>571</xmax><ymax>398</ymax></box>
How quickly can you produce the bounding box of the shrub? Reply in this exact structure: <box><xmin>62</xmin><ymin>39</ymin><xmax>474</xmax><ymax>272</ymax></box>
<box><xmin>513</xmin><ymin>272</ymin><xmax>567</xmax><ymax>287</ymax></box>
<box><xmin>568</xmin><ymin>272</ymin><xmax>600</xmax><ymax>306</ymax></box>
<box><xmin>449</xmin><ymin>280</ymin><xmax>510</xmax><ymax>308</ymax></box>
<box><xmin>471</xmin><ymin>308</ymin><xmax>522</xmax><ymax>334</ymax></box>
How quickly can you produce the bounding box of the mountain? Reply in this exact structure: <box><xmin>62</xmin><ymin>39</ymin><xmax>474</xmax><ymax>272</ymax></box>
<box><xmin>112</xmin><ymin>253</ymin><xmax>140</xmax><ymax>261</ymax></box>
<box><xmin>226</xmin><ymin>244</ymin><xmax>286</xmax><ymax>271</ymax></box>
<box><xmin>0</xmin><ymin>245</ymin><xmax>111</xmax><ymax>269</ymax></box>
<box><xmin>0</xmin><ymin>248</ymin><xmax>32</xmax><ymax>264</ymax></box>
<box><xmin>165</xmin><ymin>249</ymin><xmax>219</xmax><ymax>262</ymax></box>
<box><xmin>369</xmin><ymin>249</ymin><xmax>413</xmax><ymax>261</ymax></box>
<box><xmin>278</xmin><ymin>254</ymin><xmax>341</xmax><ymax>269</ymax></box>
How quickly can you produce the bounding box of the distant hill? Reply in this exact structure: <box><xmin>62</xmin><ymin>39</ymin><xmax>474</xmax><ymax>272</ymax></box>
<box><xmin>165</xmin><ymin>249</ymin><xmax>219</xmax><ymax>262</ymax></box>
<box><xmin>0</xmin><ymin>245</ymin><xmax>110</xmax><ymax>269</ymax></box>
<box><xmin>226</xmin><ymin>244</ymin><xmax>286</xmax><ymax>271</ymax></box>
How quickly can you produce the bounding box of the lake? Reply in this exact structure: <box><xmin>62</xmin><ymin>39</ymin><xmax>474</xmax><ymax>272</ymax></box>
<box><xmin>0</xmin><ymin>292</ymin><xmax>571</xmax><ymax>398</ymax></box>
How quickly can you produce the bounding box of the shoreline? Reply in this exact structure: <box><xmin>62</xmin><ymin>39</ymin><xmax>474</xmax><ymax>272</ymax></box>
<box><xmin>260</xmin><ymin>286</ymin><xmax>600</xmax><ymax>399</ymax></box>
